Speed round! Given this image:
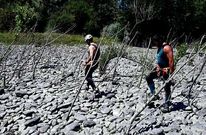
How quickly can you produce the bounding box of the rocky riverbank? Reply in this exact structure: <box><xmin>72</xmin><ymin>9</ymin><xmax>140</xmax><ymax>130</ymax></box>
<box><xmin>0</xmin><ymin>45</ymin><xmax>205</xmax><ymax>135</ymax></box>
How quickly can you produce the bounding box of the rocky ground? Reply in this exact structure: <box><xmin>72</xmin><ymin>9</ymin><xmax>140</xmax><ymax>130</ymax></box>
<box><xmin>0</xmin><ymin>45</ymin><xmax>206</xmax><ymax>135</ymax></box>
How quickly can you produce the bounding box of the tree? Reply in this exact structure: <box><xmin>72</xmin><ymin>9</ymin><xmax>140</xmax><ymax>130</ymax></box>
<box><xmin>117</xmin><ymin>0</ymin><xmax>206</xmax><ymax>46</ymax></box>
<box><xmin>47</xmin><ymin>0</ymin><xmax>92</xmax><ymax>33</ymax></box>
<box><xmin>47</xmin><ymin>0</ymin><xmax>118</xmax><ymax>36</ymax></box>
<box><xmin>117</xmin><ymin>0</ymin><xmax>159</xmax><ymax>46</ymax></box>
<box><xmin>88</xmin><ymin>0</ymin><xmax>118</xmax><ymax>36</ymax></box>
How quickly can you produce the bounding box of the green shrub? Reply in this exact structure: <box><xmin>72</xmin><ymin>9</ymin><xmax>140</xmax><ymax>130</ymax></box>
<box><xmin>99</xmin><ymin>45</ymin><xmax>127</xmax><ymax>75</ymax></box>
<box><xmin>174</xmin><ymin>43</ymin><xmax>188</xmax><ymax>65</ymax></box>
<box><xmin>102</xmin><ymin>22</ymin><xmax>122</xmax><ymax>38</ymax></box>
<box><xmin>46</xmin><ymin>0</ymin><xmax>92</xmax><ymax>33</ymax></box>
<box><xmin>13</xmin><ymin>4</ymin><xmax>38</xmax><ymax>32</ymax></box>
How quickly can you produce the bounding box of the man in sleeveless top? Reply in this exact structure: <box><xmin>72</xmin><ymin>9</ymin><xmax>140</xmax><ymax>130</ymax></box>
<box><xmin>83</xmin><ymin>34</ymin><xmax>100</xmax><ymax>94</ymax></box>
<box><xmin>146</xmin><ymin>36</ymin><xmax>175</xmax><ymax>112</ymax></box>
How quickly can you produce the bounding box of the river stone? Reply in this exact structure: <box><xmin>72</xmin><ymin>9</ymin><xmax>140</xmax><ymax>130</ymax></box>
<box><xmin>62</xmin><ymin>121</ymin><xmax>80</xmax><ymax>132</ymax></box>
<box><xmin>23</xmin><ymin>110</ymin><xmax>35</xmax><ymax>117</ymax></box>
<box><xmin>38</xmin><ymin>123</ymin><xmax>50</xmax><ymax>133</ymax></box>
<box><xmin>31</xmin><ymin>130</ymin><xmax>40</xmax><ymax>135</ymax></box>
<box><xmin>83</xmin><ymin>102</ymin><xmax>92</xmax><ymax>107</ymax></box>
<box><xmin>81</xmin><ymin>107</ymin><xmax>89</xmax><ymax>112</ymax></box>
<box><xmin>21</xmin><ymin>128</ymin><xmax>30</xmax><ymax>135</ymax></box>
<box><xmin>0</xmin><ymin>112</ymin><xmax>7</xmax><ymax>119</ymax></box>
<box><xmin>0</xmin><ymin>94</ymin><xmax>9</xmax><ymax>100</ymax></box>
<box><xmin>100</xmin><ymin>107</ymin><xmax>111</xmax><ymax>114</ymax></box>
<box><xmin>112</xmin><ymin>109</ymin><xmax>121</xmax><ymax>117</ymax></box>
<box><xmin>15</xmin><ymin>91</ymin><xmax>31</xmax><ymax>97</ymax></box>
<box><xmin>74</xmin><ymin>113</ymin><xmax>86</xmax><ymax>122</ymax></box>
<box><xmin>25</xmin><ymin>116</ymin><xmax>40</xmax><ymax>127</ymax></box>
<box><xmin>27</xmin><ymin>125</ymin><xmax>37</xmax><ymax>134</ymax></box>
<box><xmin>50</xmin><ymin>125</ymin><xmax>59</xmax><ymax>135</ymax></box>
<box><xmin>83</xmin><ymin>119</ymin><xmax>96</xmax><ymax>127</ymax></box>
<box><xmin>146</xmin><ymin>128</ymin><xmax>164</xmax><ymax>135</ymax></box>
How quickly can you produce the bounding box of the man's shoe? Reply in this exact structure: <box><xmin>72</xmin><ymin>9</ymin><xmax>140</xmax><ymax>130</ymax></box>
<box><xmin>148</xmin><ymin>102</ymin><xmax>155</xmax><ymax>108</ymax></box>
<box><xmin>161</xmin><ymin>103</ymin><xmax>170</xmax><ymax>113</ymax></box>
<box><xmin>94</xmin><ymin>88</ymin><xmax>102</xmax><ymax>98</ymax></box>
<box><xmin>170</xmin><ymin>79</ymin><xmax>176</xmax><ymax>86</ymax></box>
<box><xmin>86</xmin><ymin>86</ymin><xmax>89</xmax><ymax>90</ymax></box>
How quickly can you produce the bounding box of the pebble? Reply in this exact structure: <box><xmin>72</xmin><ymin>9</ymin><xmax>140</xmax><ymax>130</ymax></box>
<box><xmin>100</xmin><ymin>107</ymin><xmax>111</xmax><ymax>114</ymax></box>
<box><xmin>74</xmin><ymin>113</ymin><xmax>86</xmax><ymax>122</ymax></box>
<box><xmin>0</xmin><ymin>112</ymin><xmax>7</xmax><ymax>119</ymax></box>
<box><xmin>62</xmin><ymin>122</ymin><xmax>80</xmax><ymax>132</ymax></box>
<box><xmin>38</xmin><ymin>123</ymin><xmax>50</xmax><ymax>133</ymax></box>
<box><xmin>83</xmin><ymin>119</ymin><xmax>96</xmax><ymax>127</ymax></box>
<box><xmin>23</xmin><ymin>110</ymin><xmax>35</xmax><ymax>116</ymax></box>
<box><xmin>25</xmin><ymin>116</ymin><xmax>40</xmax><ymax>127</ymax></box>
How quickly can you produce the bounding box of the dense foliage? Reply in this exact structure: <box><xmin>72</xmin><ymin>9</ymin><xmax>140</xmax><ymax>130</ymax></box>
<box><xmin>0</xmin><ymin>0</ymin><xmax>206</xmax><ymax>46</ymax></box>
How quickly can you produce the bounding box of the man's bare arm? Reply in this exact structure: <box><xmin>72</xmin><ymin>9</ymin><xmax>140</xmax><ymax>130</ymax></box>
<box><xmin>164</xmin><ymin>46</ymin><xmax>174</xmax><ymax>73</ymax></box>
<box><xmin>85</xmin><ymin>45</ymin><xmax>95</xmax><ymax>65</ymax></box>
<box><xmin>89</xmin><ymin>45</ymin><xmax>95</xmax><ymax>60</ymax></box>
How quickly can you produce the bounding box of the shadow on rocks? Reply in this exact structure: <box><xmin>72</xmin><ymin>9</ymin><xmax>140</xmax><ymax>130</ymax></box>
<box><xmin>170</xmin><ymin>102</ymin><xmax>187</xmax><ymax>112</ymax></box>
<box><xmin>148</xmin><ymin>101</ymin><xmax>187</xmax><ymax>113</ymax></box>
<box><xmin>94</xmin><ymin>90</ymin><xmax>117</xmax><ymax>99</ymax></box>
<box><xmin>102</xmin><ymin>90</ymin><xmax>117</xmax><ymax>99</ymax></box>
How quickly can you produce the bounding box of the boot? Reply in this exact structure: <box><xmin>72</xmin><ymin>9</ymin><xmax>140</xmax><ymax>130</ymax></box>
<box><xmin>161</xmin><ymin>103</ymin><xmax>170</xmax><ymax>113</ymax></box>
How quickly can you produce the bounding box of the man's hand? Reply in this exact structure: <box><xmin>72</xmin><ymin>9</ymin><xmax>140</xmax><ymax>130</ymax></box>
<box><xmin>156</xmin><ymin>64</ymin><xmax>161</xmax><ymax>77</ymax></box>
<box><xmin>81</xmin><ymin>60</ymin><xmax>86</xmax><ymax>67</ymax></box>
<box><xmin>81</xmin><ymin>60</ymin><xmax>93</xmax><ymax>67</ymax></box>
<box><xmin>162</xmin><ymin>67</ymin><xmax>170</xmax><ymax>76</ymax></box>
<box><xmin>87</xmin><ymin>60</ymin><xmax>93</xmax><ymax>65</ymax></box>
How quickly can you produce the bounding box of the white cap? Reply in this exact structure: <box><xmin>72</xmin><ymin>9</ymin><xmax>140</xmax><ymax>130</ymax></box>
<box><xmin>85</xmin><ymin>34</ymin><xmax>93</xmax><ymax>41</ymax></box>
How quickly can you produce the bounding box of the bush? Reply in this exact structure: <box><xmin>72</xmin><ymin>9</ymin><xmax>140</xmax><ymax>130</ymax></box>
<box><xmin>102</xmin><ymin>22</ymin><xmax>122</xmax><ymax>38</ymax></box>
<box><xmin>13</xmin><ymin>4</ymin><xmax>38</xmax><ymax>32</ymax></box>
<box><xmin>46</xmin><ymin>11</ymin><xmax>75</xmax><ymax>32</ymax></box>
<box><xmin>174</xmin><ymin>43</ymin><xmax>188</xmax><ymax>65</ymax></box>
<box><xmin>99</xmin><ymin>45</ymin><xmax>127</xmax><ymax>75</ymax></box>
<box><xmin>46</xmin><ymin>0</ymin><xmax>92</xmax><ymax>33</ymax></box>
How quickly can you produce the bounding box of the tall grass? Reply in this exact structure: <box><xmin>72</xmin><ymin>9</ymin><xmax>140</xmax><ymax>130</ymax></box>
<box><xmin>99</xmin><ymin>45</ymin><xmax>128</xmax><ymax>75</ymax></box>
<box><xmin>0</xmin><ymin>32</ymin><xmax>117</xmax><ymax>45</ymax></box>
<box><xmin>174</xmin><ymin>43</ymin><xmax>188</xmax><ymax>65</ymax></box>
